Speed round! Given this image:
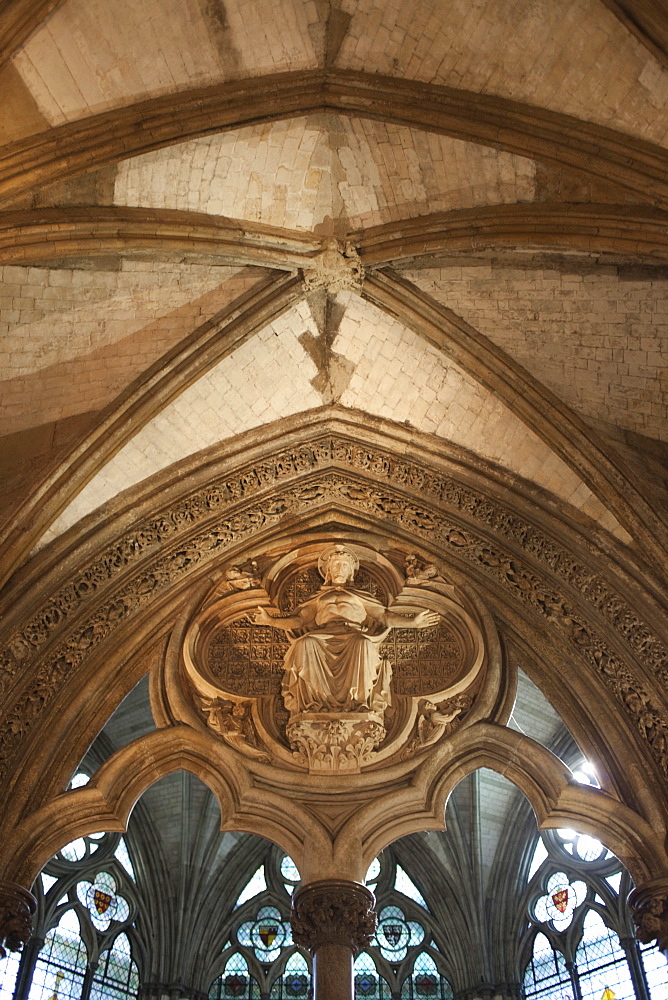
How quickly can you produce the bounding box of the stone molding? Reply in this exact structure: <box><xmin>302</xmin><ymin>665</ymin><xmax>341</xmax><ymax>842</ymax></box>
<box><xmin>628</xmin><ymin>877</ymin><xmax>668</xmax><ymax>954</ymax></box>
<box><xmin>3</xmin><ymin>205</ymin><xmax>668</xmax><ymax>272</ymax></box>
<box><xmin>1</xmin><ymin>72</ymin><xmax>667</xmax><ymax>209</ymax></box>
<box><xmin>0</xmin><ymin>881</ymin><xmax>36</xmax><ymax>959</ymax></box>
<box><xmin>291</xmin><ymin>879</ymin><xmax>376</xmax><ymax>954</ymax></box>
<box><xmin>0</xmin><ymin>439</ymin><xmax>666</xmax><ymax>784</ymax></box>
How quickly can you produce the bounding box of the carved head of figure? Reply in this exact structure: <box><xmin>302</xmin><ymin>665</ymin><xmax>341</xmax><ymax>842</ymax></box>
<box><xmin>318</xmin><ymin>544</ymin><xmax>359</xmax><ymax>586</ymax></box>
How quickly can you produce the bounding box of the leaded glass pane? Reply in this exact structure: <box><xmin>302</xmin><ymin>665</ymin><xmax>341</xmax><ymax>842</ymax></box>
<box><xmin>280</xmin><ymin>856</ymin><xmax>300</xmax><ymax>883</ymax></box>
<box><xmin>209</xmin><ymin>953</ymin><xmax>262</xmax><ymax>999</ymax></box>
<box><xmin>268</xmin><ymin>951</ymin><xmax>311</xmax><ymax>999</ymax></box>
<box><xmin>239</xmin><ymin>906</ymin><xmax>291</xmax><ymax>963</ymax></box>
<box><xmin>639</xmin><ymin>940</ymin><xmax>668</xmax><ymax>999</ymax></box>
<box><xmin>523</xmin><ymin>932</ymin><xmax>570</xmax><ymax>1000</ymax></box>
<box><xmin>575</xmin><ymin>910</ymin><xmax>634</xmax><ymax>1000</ymax></box>
<box><xmin>0</xmin><ymin>946</ymin><xmax>21</xmax><ymax>998</ymax></box>
<box><xmin>90</xmin><ymin>933</ymin><xmax>139</xmax><ymax>1000</ymax></box>
<box><xmin>400</xmin><ymin>952</ymin><xmax>453</xmax><ymax>999</ymax></box>
<box><xmin>354</xmin><ymin>952</ymin><xmax>392</xmax><ymax>998</ymax></box>
<box><xmin>29</xmin><ymin>910</ymin><xmax>87</xmax><ymax>1000</ymax></box>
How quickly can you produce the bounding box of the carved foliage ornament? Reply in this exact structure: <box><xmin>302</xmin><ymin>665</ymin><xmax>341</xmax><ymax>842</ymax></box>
<box><xmin>0</xmin><ymin>438</ymin><xmax>666</xmax><ymax>779</ymax></box>
<box><xmin>291</xmin><ymin>880</ymin><xmax>377</xmax><ymax>954</ymax></box>
<box><xmin>0</xmin><ymin>882</ymin><xmax>36</xmax><ymax>958</ymax></box>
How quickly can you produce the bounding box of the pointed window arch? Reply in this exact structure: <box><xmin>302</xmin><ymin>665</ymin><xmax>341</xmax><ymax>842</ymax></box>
<box><xmin>354</xmin><ymin>951</ymin><xmax>392</xmax><ymax>998</ymax></box>
<box><xmin>400</xmin><ymin>951</ymin><xmax>453</xmax><ymax>999</ymax></box>
<box><xmin>90</xmin><ymin>931</ymin><xmax>139</xmax><ymax>999</ymax></box>
<box><xmin>209</xmin><ymin>952</ymin><xmax>262</xmax><ymax>999</ymax></box>
<box><xmin>268</xmin><ymin>950</ymin><xmax>311</xmax><ymax>998</ymax></box>
<box><xmin>31</xmin><ymin>908</ymin><xmax>88</xmax><ymax>999</ymax></box>
<box><xmin>523</xmin><ymin>931</ymin><xmax>570</xmax><ymax>1000</ymax></box>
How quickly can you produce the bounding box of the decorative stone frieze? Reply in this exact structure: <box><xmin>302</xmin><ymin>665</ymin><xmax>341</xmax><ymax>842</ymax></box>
<box><xmin>0</xmin><ymin>436</ymin><xmax>666</xmax><ymax>782</ymax></box>
<box><xmin>0</xmin><ymin>881</ymin><xmax>36</xmax><ymax>959</ymax></box>
<box><xmin>291</xmin><ymin>879</ymin><xmax>377</xmax><ymax>955</ymax></box>
<box><xmin>628</xmin><ymin>877</ymin><xmax>668</xmax><ymax>955</ymax></box>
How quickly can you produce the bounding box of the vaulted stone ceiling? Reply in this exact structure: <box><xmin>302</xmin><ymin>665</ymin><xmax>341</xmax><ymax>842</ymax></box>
<box><xmin>1</xmin><ymin>0</ymin><xmax>667</xmax><ymax>588</ymax></box>
<box><xmin>0</xmin><ymin>0</ymin><xmax>667</xmax><ymax>894</ymax></box>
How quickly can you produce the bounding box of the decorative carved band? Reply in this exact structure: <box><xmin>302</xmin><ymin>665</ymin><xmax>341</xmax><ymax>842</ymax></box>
<box><xmin>1</xmin><ymin>437</ymin><xmax>667</xmax><ymax>781</ymax></box>
<box><xmin>0</xmin><ymin>881</ymin><xmax>37</xmax><ymax>959</ymax></box>
<box><xmin>628</xmin><ymin>877</ymin><xmax>668</xmax><ymax>955</ymax></box>
<box><xmin>291</xmin><ymin>879</ymin><xmax>377</xmax><ymax>955</ymax></box>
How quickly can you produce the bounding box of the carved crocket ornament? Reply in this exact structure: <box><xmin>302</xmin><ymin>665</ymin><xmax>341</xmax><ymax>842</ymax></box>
<box><xmin>0</xmin><ymin>882</ymin><xmax>36</xmax><ymax>959</ymax></box>
<box><xmin>291</xmin><ymin>879</ymin><xmax>377</xmax><ymax>955</ymax></box>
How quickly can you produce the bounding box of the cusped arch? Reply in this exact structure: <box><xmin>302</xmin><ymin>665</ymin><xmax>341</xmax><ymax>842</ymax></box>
<box><xmin>346</xmin><ymin>722</ymin><xmax>667</xmax><ymax>887</ymax></box>
<box><xmin>4</xmin><ymin>725</ymin><xmax>329</xmax><ymax>888</ymax></box>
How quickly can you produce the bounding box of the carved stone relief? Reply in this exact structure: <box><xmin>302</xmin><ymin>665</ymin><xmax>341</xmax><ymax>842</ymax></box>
<box><xmin>0</xmin><ymin>436</ymin><xmax>666</xmax><ymax>783</ymax></box>
<box><xmin>181</xmin><ymin>541</ymin><xmax>488</xmax><ymax>773</ymax></box>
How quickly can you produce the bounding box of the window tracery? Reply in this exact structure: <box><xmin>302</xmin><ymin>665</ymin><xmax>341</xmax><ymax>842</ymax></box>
<box><xmin>523</xmin><ymin>828</ymin><xmax>668</xmax><ymax>1000</ymax></box>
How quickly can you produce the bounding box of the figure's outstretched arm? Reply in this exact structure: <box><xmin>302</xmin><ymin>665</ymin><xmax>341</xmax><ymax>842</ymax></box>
<box><xmin>253</xmin><ymin>606</ymin><xmax>303</xmax><ymax>630</ymax></box>
<box><xmin>381</xmin><ymin>609</ymin><xmax>440</xmax><ymax>629</ymax></box>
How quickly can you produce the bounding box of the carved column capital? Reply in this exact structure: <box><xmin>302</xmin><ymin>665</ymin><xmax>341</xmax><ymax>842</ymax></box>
<box><xmin>628</xmin><ymin>877</ymin><xmax>668</xmax><ymax>954</ymax></box>
<box><xmin>0</xmin><ymin>881</ymin><xmax>37</xmax><ymax>959</ymax></box>
<box><xmin>291</xmin><ymin>879</ymin><xmax>377</xmax><ymax>955</ymax></box>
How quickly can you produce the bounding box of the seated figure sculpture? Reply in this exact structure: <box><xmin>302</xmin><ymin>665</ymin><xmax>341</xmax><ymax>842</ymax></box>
<box><xmin>254</xmin><ymin>544</ymin><xmax>439</xmax><ymax>717</ymax></box>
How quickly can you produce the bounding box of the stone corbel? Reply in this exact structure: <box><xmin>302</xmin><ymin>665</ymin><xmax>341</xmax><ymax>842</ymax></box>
<box><xmin>291</xmin><ymin>879</ymin><xmax>377</xmax><ymax>955</ymax></box>
<box><xmin>628</xmin><ymin>877</ymin><xmax>668</xmax><ymax>955</ymax></box>
<box><xmin>0</xmin><ymin>881</ymin><xmax>36</xmax><ymax>959</ymax></box>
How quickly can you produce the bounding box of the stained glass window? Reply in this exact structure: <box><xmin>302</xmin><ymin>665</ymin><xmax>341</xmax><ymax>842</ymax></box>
<box><xmin>532</xmin><ymin>873</ymin><xmax>587</xmax><ymax>930</ymax></box>
<box><xmin>575</xmin><ymin>909</ymin><xmax>634</xmax><ymax>1000</ymax></box>
<box><xmin>523</xmin><ymin>932</ymin><xmax>571</xmax><ymax>1000</ymax></box>
<box><xmin>555</xmin><ymin>829</ymin><xmax>610</xmax><ymax>863</ymax></box>
<box><xmin>90</xmin><ymin>932</ymin><xmax>139</xmax><ymax>1000</ymax></box>
<box><xmin>400</xmin><ymin>952</ymin><xmax>453</xmax><ymax>999</ymax></box>
<box><xmin>76</xmin><ymin>871</ymin><xmax>130</xmax><ymax>931</ymax></box>
<box><xmin>394</xmin><ymin>865</ymin><xmax>428</xmax><ymax>909</ymax></box>
<box><xmin>280</xmin><ymin>856</ymin><xmax>300</xmax><ymax>896</ymax></box>
<box><xmin>354</xmin><ymin>951</ymin><xmax>392</xmax><ymax>998</ymax></box>
<box><xmin>235</xmin><ymin>867</ymin><xmax>267</xmax><ymax>908</ymax></box>
<box><xmin>209</xmin><ymin>953</ymin><xmax>261</xmax><ymax>999</ymax></box>
<box><xmin>30</xmin><ymin>909</ymin><xmax>87</xmax><ymax>1000</ymax></box>
<box><xmin>238</xmin><ymin>906</ymin><xmax>293</xmax><ymax>963</ymax></box>
<box><xmin>375</xmin><ymin>905</ymin><xmax>424</xmax><ymax>962</ymax></box>
<box><xmin>268</xmin><ymin>951</ymin><xmax>311</xmax><ymax>998</ymax></box>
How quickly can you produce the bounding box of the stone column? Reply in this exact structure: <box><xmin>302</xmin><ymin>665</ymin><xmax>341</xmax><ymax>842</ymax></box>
<box><xmin>0</xmin><ymin>882</ymin><xmax>36</xmax><ymax>960</ymax></box>
<box><xmin>291</xmin><ymin>879</ymin><xmax>377</xmax><ymax>1000</ymax></box>
<box><xmin>628</xmin><ymin>877</ymin><xmax>668</xmax><ymax>957</ymax></box>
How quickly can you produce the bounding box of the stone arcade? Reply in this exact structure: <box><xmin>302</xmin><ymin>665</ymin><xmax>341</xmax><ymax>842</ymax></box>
<box><xmin>0</xmin><ymin>2</ymin><xmax>667</xmax><ymax>999</ymax></box>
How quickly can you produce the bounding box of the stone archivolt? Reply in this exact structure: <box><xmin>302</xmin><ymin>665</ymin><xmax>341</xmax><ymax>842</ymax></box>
<box><xmin>0</xmin><ymin>432</ymin><xmax>666</xmax><ymax>795</ymax></box>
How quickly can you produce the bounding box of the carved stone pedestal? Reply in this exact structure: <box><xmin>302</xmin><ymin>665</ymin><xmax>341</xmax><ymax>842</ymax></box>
<box><xmin>287</xmin><ymin>714</ymin><xmax>385</xmax><ymax>773</ymax></box>
<box><xmin>291</xmin><ymin>880</ymin><xmax>377</xmax><ymax>1000</ymax></box>
<box><xmin>0</xmin><ymin>882</ymin><xmax>36</xmax><ymax>960</ymax></box>
<box><xmin>628</xmin><ymin>877</ymin><xmax>668</xmax><ymax>956</ymax></box>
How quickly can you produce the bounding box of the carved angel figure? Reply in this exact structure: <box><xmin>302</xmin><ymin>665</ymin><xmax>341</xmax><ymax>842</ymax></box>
<box><xmin>254</xmin><ymin>544</ymin><xmax>439</xmax><ymax>718</ymax></box>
